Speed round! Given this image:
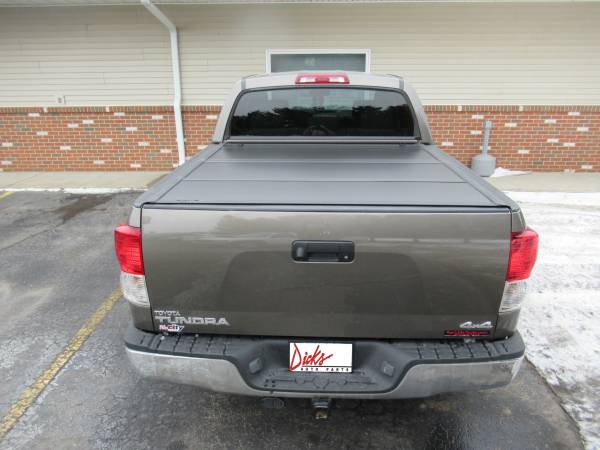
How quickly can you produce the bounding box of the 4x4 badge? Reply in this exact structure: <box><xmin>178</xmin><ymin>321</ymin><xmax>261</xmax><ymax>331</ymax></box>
<box><xmin>460</xmin><ymin>321</ymin><xmax>493</xmax><ymax>329</ymax></box>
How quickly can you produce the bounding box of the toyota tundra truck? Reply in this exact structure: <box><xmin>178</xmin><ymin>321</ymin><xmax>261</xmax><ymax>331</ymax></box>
<box><xmin>116</xmin><ymin>72</ymin><xmax>538</xmax><ymax>402</ymax></box>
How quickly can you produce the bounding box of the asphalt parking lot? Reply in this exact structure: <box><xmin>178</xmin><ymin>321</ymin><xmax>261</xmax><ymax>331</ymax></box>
<box><xmin>0</xmin><ymin>192</ymin><xmax>584</xmax><ymax>450</ymax></box>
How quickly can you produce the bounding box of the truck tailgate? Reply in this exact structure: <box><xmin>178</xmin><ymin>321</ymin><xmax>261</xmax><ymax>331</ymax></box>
<box><xmin>142</xmin><ymin>207</ymin><xmax>510</xmax><ymax>339</ymax></box>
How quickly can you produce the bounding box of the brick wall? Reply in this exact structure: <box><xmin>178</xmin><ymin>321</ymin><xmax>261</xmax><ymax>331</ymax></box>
<box><xmin>426</xmin><ymin>106</ymin><xmax>599</xmax><ymax>172</ymax></box>
<box><xmin>1</xmin><ymin>105</ymin><xmax>598</xmax><ymax>172</ymax></box>
<box><xmin>0</xmin><ymin>106</ymin><xmax>219</xmax><ymax>171</ymax></box>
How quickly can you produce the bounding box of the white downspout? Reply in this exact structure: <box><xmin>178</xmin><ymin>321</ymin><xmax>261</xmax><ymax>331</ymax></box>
<box><xmin>141</xmin><ymin>0</ymin><xmax>186</xmax><ymax>166</ymax></box>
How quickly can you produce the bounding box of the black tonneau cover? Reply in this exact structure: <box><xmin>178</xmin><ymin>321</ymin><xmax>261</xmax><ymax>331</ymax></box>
<box><xmin>135</xmin><ymin>143</ymin><xmax>518</xmax><ymax>209</ymax></box>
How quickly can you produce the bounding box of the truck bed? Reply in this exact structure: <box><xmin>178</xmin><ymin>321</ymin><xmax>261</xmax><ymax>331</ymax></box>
<box><xmin>134</xmin><ymin>142</ymin><xmax>518</xmax><ymax>339</ymax></box>
<box><xmin>135</xmin><ymin>142</ymin><xmax>518</xmax><ymax>209</ymax></box>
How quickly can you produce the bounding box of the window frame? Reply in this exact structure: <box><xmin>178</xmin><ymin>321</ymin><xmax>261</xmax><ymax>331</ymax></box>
<box><xmin>266</xmin><ymin>49</ymin><xmax>371</xmax><ymax>74</ymax></box>
<box><xmin>224</xmin><ymin>85</ymin><xmax>421</xmax><ymax>142</ymax></box>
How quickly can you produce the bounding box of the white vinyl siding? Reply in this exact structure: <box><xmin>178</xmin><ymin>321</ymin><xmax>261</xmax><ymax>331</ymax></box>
<box><xmin>0</xmin><ymin>3</ymin><xmax>599</xmax><ymax>106</ymax></box>
<box><xmin>0</xmin><ymin>7</ymin><xmax>172</xmax><ymax>106</ymax></box>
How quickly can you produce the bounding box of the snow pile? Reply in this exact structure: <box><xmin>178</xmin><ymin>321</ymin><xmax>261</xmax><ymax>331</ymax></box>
<box><xmin>490</xmin><ymin>167</ymin><xmax>531</xmax><ymax>177</ymax></box>
<box><xmin>508</xmin><ymin>191</ymin><xmax>600</xmax><ymax>207</ymax></box>
<box><xmin>64</xmin><ymin>188</ymin><xmax>141</xmax><ymax>194</ymax></box>
<box><xmin>513</xmin><ymin>192</ymin><xmax>600</xmax><ymax>449</ymax></box>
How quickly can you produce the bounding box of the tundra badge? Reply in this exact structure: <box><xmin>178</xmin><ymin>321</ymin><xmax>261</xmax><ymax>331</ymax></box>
<box><xmin>154</xmin><ymin>310</ymin><xmax>231</xmax><ymax>327</ymax></box>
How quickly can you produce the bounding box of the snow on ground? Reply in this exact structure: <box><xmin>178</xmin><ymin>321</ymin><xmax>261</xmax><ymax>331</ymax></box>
<box><xmin>0</xmin><ymin>187</ymin><xmax>142</xmax><ymax>194</ymax></box>
<box><xmin>512</xmin><ymin>192</ymin><xmax>600</xmax><ymax>449</ymax></box>
<box><xmin>508</xmin><ymin>191</ymin><xmax>600</xmax><ymax>207</ymax></box>
<box><xmin>490</xmin><ymin>167</ymin><xmax>531</xmax><ymax>177</ymax></box>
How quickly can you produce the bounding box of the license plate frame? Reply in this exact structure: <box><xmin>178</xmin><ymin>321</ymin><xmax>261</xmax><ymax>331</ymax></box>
<box><xmin>288</xmin><ymin>341</ymin><xmax>353</xmax><ymax>373</ymax></box>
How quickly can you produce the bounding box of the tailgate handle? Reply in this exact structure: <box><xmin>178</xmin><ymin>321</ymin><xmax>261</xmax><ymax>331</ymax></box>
<box><xmin>291</xmin><ymin>241</ymin><xmax>354</xmax><ymax>263</ymax></box>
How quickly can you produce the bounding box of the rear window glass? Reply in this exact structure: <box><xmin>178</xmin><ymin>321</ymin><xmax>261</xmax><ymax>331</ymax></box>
<box><xmin>229</xmin><ymin>88</ymin><xmax>416</xmax><ymax>138</ymax></box>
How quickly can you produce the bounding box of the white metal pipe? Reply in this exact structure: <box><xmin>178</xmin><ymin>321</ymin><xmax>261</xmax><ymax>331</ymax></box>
<box><xmin>141</xmin><ymin>0</ymin><xmax>186</xmax><ymax>166</ymax></box>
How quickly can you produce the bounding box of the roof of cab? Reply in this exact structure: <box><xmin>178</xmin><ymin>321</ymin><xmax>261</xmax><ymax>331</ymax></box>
<box><xmin>241</xmin><ymin>71</ymin><xmax>404</xmax><ymax>90</ymax></box>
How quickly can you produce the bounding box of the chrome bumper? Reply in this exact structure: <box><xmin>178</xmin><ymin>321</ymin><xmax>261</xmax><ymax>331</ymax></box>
<box><xmin>126</xmin><ymin>347</ymin><xmax>523</xmax><ymax>399</ymax></box>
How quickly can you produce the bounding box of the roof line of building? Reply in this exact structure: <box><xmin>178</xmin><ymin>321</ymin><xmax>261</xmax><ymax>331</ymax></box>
<box><xmin>2</xmin><ymin>0</ymin><xmax>600</xmax><ymax>6</ymax></box>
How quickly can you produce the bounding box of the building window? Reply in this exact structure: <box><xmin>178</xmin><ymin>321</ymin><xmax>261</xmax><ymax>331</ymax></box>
<box><xmin>267</xmin><ymin>49</ymin><xmax>370</xmax><ymax>73</ymax></box>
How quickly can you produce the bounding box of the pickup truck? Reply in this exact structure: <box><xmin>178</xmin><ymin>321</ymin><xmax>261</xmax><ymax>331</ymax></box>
<box><xmin>115</xmin><ymin>72</ymin><xmax>538</xmax><ymax>404</ymax></box>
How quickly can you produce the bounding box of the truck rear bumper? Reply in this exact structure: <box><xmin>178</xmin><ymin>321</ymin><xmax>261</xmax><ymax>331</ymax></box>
<box><xmin>125</xmin><ymin>325</ymin><xmax>524</xmax><ymax>399</ymax></box>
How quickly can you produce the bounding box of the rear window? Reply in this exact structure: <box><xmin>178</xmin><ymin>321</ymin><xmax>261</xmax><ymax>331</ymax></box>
<box><xmin>228</xmin><ymin>88</ymin><xmax>416</xmax><ymax>138</ymax></box>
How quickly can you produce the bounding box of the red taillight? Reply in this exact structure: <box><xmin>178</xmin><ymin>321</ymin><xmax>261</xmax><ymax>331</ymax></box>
<box><xmin>114</xmin><ymin>224</ymin><xmax>144</xmax><ymax>275</ymax></box>
<box><xmin>506</xmin><ymin>227</ymin><xmax>538</xmax><ymax>282</ymax></box>
<box><xmin>295</xmin><ymin>73</ymin><xmax>349</xmax><ymax>85</ymax></box>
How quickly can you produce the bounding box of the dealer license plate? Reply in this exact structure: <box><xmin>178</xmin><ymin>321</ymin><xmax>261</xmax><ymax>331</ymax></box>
<box><xmin>289</xmin><ymin>342</ymin><xmax>353</xmax><ymax>373</ymax></box>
